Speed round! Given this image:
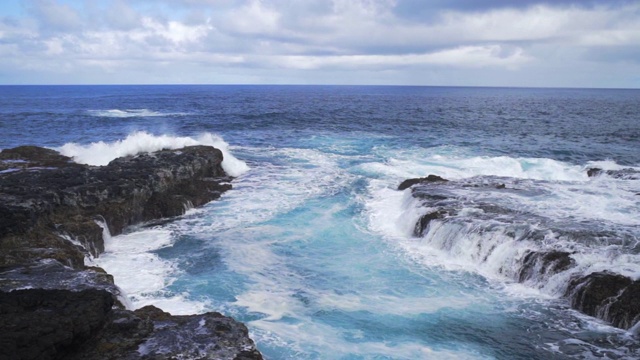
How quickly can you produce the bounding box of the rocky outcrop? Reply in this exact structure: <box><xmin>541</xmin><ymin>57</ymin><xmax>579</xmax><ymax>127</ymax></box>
<box><xmin>0</xmin><ymin>288</ymin><xmax>262</xmax><ymax>360</ymax></box>
<box><xmin>518</xmin><ymin>250</ymin><xmax>576</xmax><ymax>283</ymax></box>
<box><xmin>413</xmin><ymin>210</ymin><xmax>448</xmax><ymax>237</ymax></box>
<box><xmin>397</xmin><ymin>175</ymin><xmax>448</xmax><ymax>191</ymax></box>
<box><xmin>0</xmin><ymin>145</ymin><xmax>232</xmax><ymax>265</ymax></box>
<box><xmin>565</xmin><ymin>272</ymin><xmax>640</xmax><ymax>331</ymax></box>
<box><xmin>70</xmin><ymin>306</ymin><xmax>263</xmax><ymax>360</ymax></box>
<box><xmin>399</xmin><ymin>174</ymin><xmax>640</xmax><ymax>331</ymax></box>
<box><xmin>0</xmin><ymin>146</ymin><xmax>262</xmax><ymax>360</ymax></box>
<box><xmin>586</xmin><ymin>167</ymin><xmax>640</xmax><ymax>180</ymax></box>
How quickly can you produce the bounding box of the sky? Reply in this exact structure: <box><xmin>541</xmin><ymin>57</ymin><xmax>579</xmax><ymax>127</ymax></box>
<box><xmin>0</xmin><ymin>0</ymin><xmax>638</xmax><ymax>87</ymax></box>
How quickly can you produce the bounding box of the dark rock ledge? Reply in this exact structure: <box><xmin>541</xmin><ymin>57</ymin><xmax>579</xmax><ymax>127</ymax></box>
<box><xmin>399</xmin><ymin>175</ymin><xmax>640</xmax><ymax>332</ymax></box>
<box><xmin>0</xmin><ymin>146</ymin><xmax>263</xmax><ymax>360</ymax></box>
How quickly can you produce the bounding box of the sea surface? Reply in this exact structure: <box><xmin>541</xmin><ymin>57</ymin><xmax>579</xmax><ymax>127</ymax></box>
<box><xmin>1</xmin><ymin>85</ymin><xmax>639</xmax><ymax>359</ymax></box>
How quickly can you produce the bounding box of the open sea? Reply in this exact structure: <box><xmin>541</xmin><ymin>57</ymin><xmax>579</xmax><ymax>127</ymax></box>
<box><xmin>1</xmin><ymin>85</ymin><xmax>639</xmax><ymax>359</ymax></box>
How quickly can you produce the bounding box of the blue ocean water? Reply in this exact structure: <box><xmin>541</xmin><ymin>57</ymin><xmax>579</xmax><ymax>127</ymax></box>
<box><xmin>1</xmin><ymin>85</ymin><xmax>639</xmax><ymax>359</ymax></box>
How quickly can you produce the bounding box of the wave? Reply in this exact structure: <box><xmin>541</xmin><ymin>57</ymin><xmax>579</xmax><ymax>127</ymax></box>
<box><xmin>87</xmin><ymin>109</ymin><xmax>190</xmax><ymax>118</ymax></box>
<box><xmin>364</xmin><ymin>147</ymin><xmax>590</xmax><ymax>182</ymax></box>
<box><xmin>56</xmin><ymin>131</ymin><xmax>249</xmax><ymax>177</ymax></box>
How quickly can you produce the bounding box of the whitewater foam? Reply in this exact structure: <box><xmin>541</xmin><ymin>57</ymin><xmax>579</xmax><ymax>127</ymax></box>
<box><xmin>92</xmin><ymin>144</ymin><xmax>354</xmax><ymax>319</ymax></box>
<box><xmin>56</xmin><ymin>131</ymin><xmax>249</xmax><ymax>177</ymax></box>
<box><xmin>91</xmin><ymin>228</ymin><xmax>209</xmax><ymax>314</ymax></box>
<box><xmin>87</xmin><ymin>109</ymin><xmax>190</xmax><ymax>118</ymax></box>
<box><xmin>362</xmin><ymin>149</ymin><xmax>640</xmax><ymax>302</ymax></box>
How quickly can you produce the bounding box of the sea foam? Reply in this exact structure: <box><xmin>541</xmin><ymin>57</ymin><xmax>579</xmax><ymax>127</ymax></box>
<box><xmin>87</xmin><ymin>109</ymin><xmax>189</xmax><ymax>118</ymax></box>
<box><xmin>362</xmin><ymin>148</ymin><xmax>640</xmax><ymax>301</ymax></box>
<box><xmin>56</xmin><ymin>131</ymin><xmax>249</xmax><ymax>177</ymax></box>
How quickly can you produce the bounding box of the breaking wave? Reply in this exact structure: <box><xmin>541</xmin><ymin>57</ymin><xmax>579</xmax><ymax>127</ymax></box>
<box><xmin>56</xmin><ymin>131</ymin><xmax>249</xmax><ymax>177</ymax></box>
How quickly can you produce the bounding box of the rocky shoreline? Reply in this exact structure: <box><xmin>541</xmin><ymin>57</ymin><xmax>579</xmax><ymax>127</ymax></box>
<box><xmin>398</xmin><ymin>173</ymin><xmax>640</xmax><ymax>331</ymax></box>
<box><xmin>0</xmin><ymin>146</ymin><xmax>263</xmax><ymax>360</ymax></box>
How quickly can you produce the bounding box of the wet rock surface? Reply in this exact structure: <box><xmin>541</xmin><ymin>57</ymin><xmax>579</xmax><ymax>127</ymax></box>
<box><xmin>399</xmin><ymin>174</ymin><xmax>640</xmax><ymax>330</ymax></box>
<box><xmin>1</xmin><ymin>145</ymin><xmax>232</xmax><ymax>264</ymax></box>
<box><xmin>587</xmin><ymin>167</ymin><xmax>640</xmax><ymax>180</ymax></box>
<box><xmin>67</xmin><ymin>306</ymin><xmax>263</xmax><ymax>360</ymax></box>
<box><xmin>518</xmin><ymin>250</ymin><xmax>576</xmax><ymax>283</ymax></box>
<box><xmin>397</xmin><ymin>175</ymin><xmax>448</xmax><ymax>191</ymax></box>
<box><xmin>0</xmin><ymin>289</ymin><xmax>114</xmax><ymax>360</ymax></box>
<box><xmin>0</xmin><ymin>146</ymin><xmax>262</xmax><ymax>360</ymax></box>
<box><xmin>565</xmin><ymin>272</ymin><xmax>640</xmax><ymax>331</ymax></box>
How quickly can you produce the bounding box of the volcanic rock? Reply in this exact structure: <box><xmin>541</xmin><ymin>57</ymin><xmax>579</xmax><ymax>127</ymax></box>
<box><xmin>0</xmin><ymin>145</ymin><xmax>231</xmax><ymax>267</ymax></box>
<box><xmin>398</xmin><ymin>175</ymin><xmax>448</xmax><ymax>191</ymax></box>
<box><xmin>0</xmin><ymin>145</ymin><xmax>263</xmax><ymax>360</ymax></box>
<box><xmin>518</xmin><ymin>250</ymin><xmax>576</xmax><ymax>283</ymax></box>
<box><xmin>400</xmin><ymin>174</ymin><xmax>640</xmax><ymax>330</ymax></box>
<box><xmin>565</xmin><ymin>272</ymin><xmax>640</xmax><ymax>330</ymax></box>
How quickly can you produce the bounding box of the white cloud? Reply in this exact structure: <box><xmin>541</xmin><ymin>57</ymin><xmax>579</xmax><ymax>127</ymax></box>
<box><xmin>225</xmin><ymin>0</ymin><xmax>281</xmax><ymax>35</ymax></box>
<box><xmin>0</xmin><ymin>0</ymin><xmax>638</xmax><ymax>87</ymax></box>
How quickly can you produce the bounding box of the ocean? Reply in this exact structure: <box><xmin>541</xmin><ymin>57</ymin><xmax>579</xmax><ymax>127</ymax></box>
<box><xmin>1</xmin><ymin>85</ymin><xmax>639</xmax><ymax>359</ymax></box>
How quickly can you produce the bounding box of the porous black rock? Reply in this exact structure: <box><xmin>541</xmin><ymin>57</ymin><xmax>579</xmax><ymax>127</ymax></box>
<box><xmin>69</xmin><ymin>306</ymin><xmax>263</xmax><ymax>360</ymax></box>
<box><xmin>0</xmin><ymin>289</ymin><xmax>263</xmax><ymax>360</ymax></box>
<box><xmin>0</xmin><ymin>145</ymin><xmax>231</xmax><ymax>267</ymax></box>
<box><xmin>0</xmin><ymin>289</ymin><xmax>114</xmax><ymax>360</ymax></box>
<box><xmin>413</xmin><ymin>210</ymin><xmax>448</xmax><ymax>237</ymax></box>
<box><xmin>587</xmin><ymin>167</ymin><xmax>640</xmax><ymax>180</ymax></box>
<box><xmin>0</xmin><ymin>145</ymin><xmax>263</xmax><ymax>359</ymax></box>
<box><xmin>398</xmin><ymin>175</ymin><xmax>448</xmax><ymax>191</ymax></box>
<box><xmin>518</xmin><ymin>250</ymin><xmax>576</xmax><ymax>283</ymax></box>
<box><xmin>565</xmin><ymin>272</ymin><xmax>640</xmax><ymax>330</ymax></box>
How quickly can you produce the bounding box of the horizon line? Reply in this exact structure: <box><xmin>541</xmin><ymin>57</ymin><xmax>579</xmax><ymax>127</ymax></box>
<box><xmin>0</xmin><ymin>84</ymin><xmax>638</xmax><ymax>91</ymax></box>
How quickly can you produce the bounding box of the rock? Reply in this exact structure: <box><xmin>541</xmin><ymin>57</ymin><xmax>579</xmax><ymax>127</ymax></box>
<box><xmin>0</xmin><ymin>289</ymin><xmax>114</xmax><ymax>360</ymax></box>
<box><xmin>68</xmin><ymin>306</ymin><xmax>263</xmax><ymax>360</ymax></box>
<box><xmin>518</xmin><ymin>250</ymin><xmax>576</xmax><ymax>283</ymax></box>
<box><xmin>414</xmin><ymin>210</ymin><xmax>447</xmax><ymax>237</ymax></box>
<box><xmin>398</xmin><ymin>175</ymin><xmax>448</xmax><ymax>191</ymax></box>
<box><xmin>565</xmin><ymin>272</ymin><xmax>640</xmax><ymax>330</ymax></box>
<box><xmin>587</xmin><ymin>167</ymin><xmax>640</xmax><ymax>180</ymax></box>
<box><xmin>0</xmin><ymin>146</ymin><xmax>76</xmax><ymax>170</ymax></box>
<box><xmin>0</xmin><ymin>260</ymin><xmax>120</xmax><ymax>300</ymax></box>
<box><xmin>0</xmin><ymin>289</ymin><xmax>263</xmax><ymax>360</ymax></box>
<box><xmin>0</xmin><ymin>145</ymin><xmax>232</xmax><ymax>268</ymax></box>
<box><xmin>0</xmin><ymin>146</ymin><xmax>263</xmax><ymax>359</ymax></box>
<box><xmin>586</xmin><ymin>168</ymin><xmax>603</xmax><ymax>177</ymax></box>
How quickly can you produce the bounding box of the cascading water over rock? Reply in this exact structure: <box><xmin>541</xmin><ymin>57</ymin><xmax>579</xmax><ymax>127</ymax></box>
<box><xmin>399</xmin><ymin>174</ymin><xmax>640</xmax><ymax>330</ymax></box>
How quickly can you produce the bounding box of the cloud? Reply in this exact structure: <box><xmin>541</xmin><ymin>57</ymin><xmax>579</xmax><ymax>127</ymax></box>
<box><xmin>274</xmin><ymin>45</ymin><xmax>530</xmax><ymax>70</ymax></box>
<box><xmin>0</xmin><ymin>0</ymin><xmax>638</xmax><ymax>87</ymax></box>
<box><xmin>27</xmin><ymin>0</ymin><xmax>83</xmax><ymax>32</ymax></box>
